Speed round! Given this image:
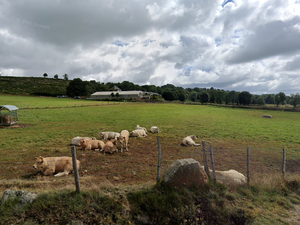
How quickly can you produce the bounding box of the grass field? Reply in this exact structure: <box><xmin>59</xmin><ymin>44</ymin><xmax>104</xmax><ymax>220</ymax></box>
<box><xmin>1</xmin><ymin>95</ymin><xmax>300</xmax><ymax>186</ymax></box>
<box><xmin>1</xmin><ymin>95</ymin><xmax>300</xmax><ymax>224</ymax></box>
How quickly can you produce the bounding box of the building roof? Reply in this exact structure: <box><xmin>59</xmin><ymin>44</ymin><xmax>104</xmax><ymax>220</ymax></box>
<box><xmin>0</xmin><ymin>105</ymin><xmax>19</xmax><ymax>111</ymax></box>
<box><xmin>91</xmin><ymin>91</ymin><xmax>142</xmax><ymax>96</ymax></box>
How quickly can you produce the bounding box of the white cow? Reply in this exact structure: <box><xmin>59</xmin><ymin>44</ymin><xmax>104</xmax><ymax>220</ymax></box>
<box><xmin>118</xmin><ymin>130</ymin><xmax>130</xmax><ymax>152</ymax></box>
<box><xmin>136</xmin><ymin>125</ymin><xmax>147</xmax><ymax>134</ymax></box>
<box><xmin>182</xmin><ymin>135</ymin><xmax>201</xmax><ymax>146</ymax></box>
<box><xmin>208</xmin><ymin>168</ymin><xmax>247</xmax><ymax>185</ymax></box>
<box><xmin>33</xmin><ymin>156</ymin><xmax>80</xmax><ymax>177</ymax></box>
<box><xmin>150</xmin><ymin>126</ymin><xmax>160</xmax><ymax>133</ymax></box>
<box><xmin>71</xmin><ymin>137</ymin><xmax>96</xmax><ymax>146</ymax></box>
<box><xmin>98</xmin><ymin>132</ymin><xmax>120</xmax><ymax>140</ymax></box>
<box><xmin>214</xmin><ymin>169</ymin><xmax>247</xmax><ymax>185</ymax></box>
<box><xmin>130</xmin><ymin>129</ymin><xmax>147</xmax><ymax>137</ymax></box>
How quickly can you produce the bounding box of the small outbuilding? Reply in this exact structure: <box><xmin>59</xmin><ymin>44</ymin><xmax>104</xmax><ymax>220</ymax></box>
<box><xmin>0</xmin><ymin>105</ymin><xmax>19</xmax><ymax>126</ymax></box>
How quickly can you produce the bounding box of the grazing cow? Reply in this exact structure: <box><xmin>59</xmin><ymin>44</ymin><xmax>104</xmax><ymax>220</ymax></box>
<box><xmin>182</xmin><ymin>135</ymin><xmax>201</xmax><ymax>146</ymax></box>
<box><xmin>98</xmin><ymin>132</ymin><xmax>120</xmax><ymax>140</ymax></box>
<box><xmin>130</xmin><ymin>129</ymin><xmax>147</xmax><ymax>137</ymax></box>
<box><xmin>80</xmin><ymin>139</ymin><xmax>105</xmax><ymax>151</ymax></box>
<box><xmin>118</xmin><ymin>130</ymin><xmax>130</xmax><ymax>152</ymax></box>
<box><xmin>71</xmin><ymin>137</ymin><xmax>96</xmax><ymax>146</ymax></box>
<box><xmin>150</xmin><ymin>126</ymin><xmax>160</xmax><ymax>133</ymax></box>
<box><xmin>33</xmin><ymin>156</ymin><xmax>80</xmax><ymax>177</ymax></box>
<box><xmin>136</xmin><ymin>125</ymin><xmax>147</xmax><ymax>134</ymax></box>
<box><xmin>103</xmin><ymin>139</ymin><xmax>118</xmax><ymax>154</ymax></box>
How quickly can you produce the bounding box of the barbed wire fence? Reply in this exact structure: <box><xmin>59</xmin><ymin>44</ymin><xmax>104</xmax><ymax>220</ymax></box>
<box><xmin>0</xmin><ymin>137</ymin><xmax>295</xmax><ymax>194</ymax></box>
<box><xmin>68</xmin><ymin>138</ymin><xmax>293</xmax><ymax>193</ymax></box>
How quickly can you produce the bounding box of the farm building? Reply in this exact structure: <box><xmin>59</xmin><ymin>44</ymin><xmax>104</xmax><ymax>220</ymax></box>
<box><xmin>91</xmin><ymin>90</ymin><xmax>160</xmax><ymax>100</ymax></box>
<box><xmin>0</xmin><ymin>105</ymin><xmax>18</xmax><ymax>126</ymax></box>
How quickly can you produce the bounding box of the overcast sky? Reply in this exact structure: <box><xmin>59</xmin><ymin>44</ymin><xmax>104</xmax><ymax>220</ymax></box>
<box><xmin>1</xmin><ymin>0</ymin><xmax>300</xmax><ymax>94</ymax></box>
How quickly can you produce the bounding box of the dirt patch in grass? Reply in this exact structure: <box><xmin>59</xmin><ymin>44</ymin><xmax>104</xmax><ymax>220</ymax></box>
<box><xmin>0</xmin><ymin>133</ymin><xmax>295</xmax><ymax>195</ymax></box>
<box><xmin>0</xmin><ymin>124</ymin><xmax>34</xmax><ymax>129</ymax></box>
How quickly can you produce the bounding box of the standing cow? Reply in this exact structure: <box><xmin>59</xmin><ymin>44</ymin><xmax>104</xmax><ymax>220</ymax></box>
<box><xmin>118</xmin><ymin>129</ymin><xmax>130</xmax><ymax>152</ymax></box>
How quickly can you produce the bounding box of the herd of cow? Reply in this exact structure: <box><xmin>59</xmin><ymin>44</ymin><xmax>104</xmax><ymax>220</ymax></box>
<box><xmin>32</xmin><ymin>124</ymin><xmax>203</xmax><ymax>177</ymax></box>
<box><xmin>71</xmin><ymin>124</ymin><xmax>161</xmax><ymax>154</ymax></box>
<box><xmin>32</xmin><ymin>125</ymin><xmax>247</xmax><ymax>185</ymax></box>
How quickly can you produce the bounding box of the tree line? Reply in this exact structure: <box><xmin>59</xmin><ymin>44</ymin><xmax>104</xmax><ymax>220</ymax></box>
<box><xmin>66</xmin><ymin>78</ymin><xmax>300</xmax><ymax>107</ymax></box>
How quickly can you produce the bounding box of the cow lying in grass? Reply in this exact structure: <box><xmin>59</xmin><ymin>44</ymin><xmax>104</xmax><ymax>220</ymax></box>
<box><xmin>102</xmin><ymin>139</ymin><xmax>118</xmax><ymax>154</ymax></box>
<box><xmin>98</xmin><ymin>132</ymin><xmax>120</xmax><ymax>140</ymax></box>
<box><xmin>71</xmin><ymin>136</ymin><xmax>96</xmax><ymax>146</ymax></box>
<box><xmin>182</xmin><ymin>135</ymin><xmax>201</xmax><ymax>146</ymax></box>
<box><xmin>204</xmin><ymin>167</ymin><xmax>247</xmax><ymax>185</ymax></box>
<box><xmin>150</xmin><ymin>126</ymin><xmax>160</xmax><ymax>133</ymax></box>
<box><xmin>33</xmin><ymin>156</ymin><xmax>80</xmax><ymax>177</ymax></box>
<box><xmin>80</xmin><ymin>139</ymin><xmax>105</xmax><ymax>151</ymax></box>
<box><xmin>136</xmin><ymin>124</ymin><xmax>147</xmax><ymax>134</ymax></box>
<box><xmin>130</xmin><ymin>129</ymin><xmax>147</xmax><ymax>137</ymax></box>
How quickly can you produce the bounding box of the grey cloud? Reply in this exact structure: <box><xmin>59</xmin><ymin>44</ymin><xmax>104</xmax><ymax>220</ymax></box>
<box><xmin>227</xmin><ymin>17</ymin><xmax>300</xmax><ymax>64</ymax></box>
<box><xmin>3</xmin><ymin>0</ymin><xmax>153</xmax><ymax>48</ymax></box>
<box><xmin>1</xmin><ymin>0</ymin><xmax>300</xmax><ymax>95</ymax></box>
<box><xmin>284</xmin><ymin>56</ymin><xmax>300</xmax><ymax>71</ymax></box>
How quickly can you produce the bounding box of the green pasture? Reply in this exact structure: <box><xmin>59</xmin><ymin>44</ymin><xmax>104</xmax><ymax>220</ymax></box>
<box><xmin>0</xmin><ymin>95</ymin><xmax>299</xmax><ymax>143</ymax></box>
<box><xmin>1</xmin><ymin>95</ymin><xmax>300</xmax><ymax>224</ymax></box>
<box><xmin>1</xmin><ymin>95</ymin><xmax>300</xmax><ymax>151</ymax></box>
<box><xmin>1</xmin><ymin>94</ymin><xmax>300</xmax><ymax>170</ymax></box>
<box><xmin>0</xmin><ymin>94</ymin><xmax>125</xmax><ymax>109</ymax></box>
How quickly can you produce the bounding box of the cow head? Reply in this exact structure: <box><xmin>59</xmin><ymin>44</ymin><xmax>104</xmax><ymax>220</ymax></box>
<box><xmin>33</xmin><ymin>156</ymin><xmax>44</xmax><ymax>169</ymax></box>
<box><xmin>80</xmin><ymin>139</ymin><xmax>86</xmax><ymax>145</ymax></box>
<box><xmin>98</xmin><ymin>132</ymin><xmax>104</xmax><ymax>138</ymax></box>
<box><xmin>190</xmin><ymin>135</ymin><xmax>198</xmax><ymax>140</ymax></box>
<box><xmin>118</xmin><ymin>136</ymin><xmax>125</xmax><ymax>144</ymax></box>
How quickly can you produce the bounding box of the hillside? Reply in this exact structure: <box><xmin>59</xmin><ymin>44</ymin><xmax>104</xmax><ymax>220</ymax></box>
<box><xmin>0</xmin><ymin>76</ymin><xmax>70</xmax><ymax>96</ymax></box>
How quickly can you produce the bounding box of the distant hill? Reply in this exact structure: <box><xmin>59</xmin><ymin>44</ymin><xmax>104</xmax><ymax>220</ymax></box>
<box><xmin>0</xmin><ymin>76</ymin><xmax>70</xmax><ymax>96</ymax></box>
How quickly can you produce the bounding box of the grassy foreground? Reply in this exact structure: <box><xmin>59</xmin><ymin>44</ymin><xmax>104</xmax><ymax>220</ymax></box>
<box><xmin>1</xmin><ymin>95</ymin><xmax>300</xmax><ymax>224</ymax></box>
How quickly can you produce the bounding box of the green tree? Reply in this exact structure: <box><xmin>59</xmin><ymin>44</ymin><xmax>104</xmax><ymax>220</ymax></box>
<box><xmin>238</xmin><ymin>91</ymin><xmax>252</xmax><ymax>105</ymax></box>
<box><xmin>110</xmin><ymin>92</ymin><xmax>115</xmax><ymax>98</ymax></box>
<box><xmin>199</xmin><ymin>91</ymin><xmax>209</xmax><ymax>104</ymax></box>
<box><xmin>263</xmin><ymin>94</ymin><xmax>275</xmax><ymax>104</ymax></box>
<box><xmin>63</xmin><ymin>74</ymin><xmax>68</xmax><ymax>81</ymax></box>
<box><xmin>252</xmin><ymin>95</ymin><xmax>265</xmax><ymax>105</ymax></box>
<box><xmin>54</xmin><ymin>74</ymin><xmax>58</xmax><ymax>79</ymax></box>
<box><xmin>116</xmin><ymin>92</ymin><xmax>120</xmax><ymax>98</ymax></box>
<box><xmin>290</xmin><ymin>93</ymin><xmax>300</xmax><ymax>108</ymax></box>
<box><xmin>190</xmin><ymin>91</ymin><xmax>198</xmax><ymax>102</ymax></box>
<box><xmin>275</xmin><ymin>92</ymin><xmax>286</xmax><ymax>106</ymax></box>
<box><xmin>226</xmin><ymin>91</ymin><xmax>238</xmax><ymax>105</ymax></box>
<box><xmin>43</xmin><ymin>73</ymin><xmax>48</xmax><ymax>78</ymax></box>
<box><xmin>66</xmin><ymin>78</ymin><xmax>86</xmax><ymax>97</ymax></box>
<box><xmin>215</xmin><ymin>90</ymin><xmax>225</xmax><ymax>104</ymax></box>
<box><xmin>162</xmin><ymin>90</ymin><xmax>176</xmax><ymax>101</ymax></box>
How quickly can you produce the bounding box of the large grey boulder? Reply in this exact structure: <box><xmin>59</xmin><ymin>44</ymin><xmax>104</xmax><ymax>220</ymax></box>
<box><xmin>1</xmin><ymin>190</ymin><xmax>37</xmax><ymax>205</ymax></box>
<box><xmin>162</xmin><ymin>158</ymin><xmax>208</xmax><ymax>189</ymax></box>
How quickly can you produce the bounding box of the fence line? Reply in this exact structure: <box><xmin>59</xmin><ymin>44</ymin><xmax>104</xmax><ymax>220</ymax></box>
<box><xmin>0</xmin><ymin>138</ymin><xmax>295</xmax><ymax>190</ymax></box>
<box><xmin>18</xmin><ymin>101</ymin><xmax>131</xmax><ymax>110</ymax></box>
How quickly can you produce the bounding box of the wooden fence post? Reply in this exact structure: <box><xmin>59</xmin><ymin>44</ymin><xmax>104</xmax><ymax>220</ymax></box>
<box><xmin>71</xmin><ymin>146</ymin><xmax>81</xmax><ymax>193</ymax></box>
<box><xmin>209</xmin><ymin>145</ymin><xmax>216</xmax><ymax>182</ymax></box>
<box><xmin>282</xmin><ymin>148</ymin><xmax>286</xmax><ymax>179</ymax></box>
<box><xmin>157</xmin><ymin>137</ymin><xmax>162</xmax><ymax>183</ymax></box>
<box><xmin>247</xmin><ymin>146</ymin><xmax>251</xmax><ymax>185</ymax></box>
<box><xmin>202</xmin><ymin>140</ymin><xmax>210</xmax><ymax>178</ymax></box>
